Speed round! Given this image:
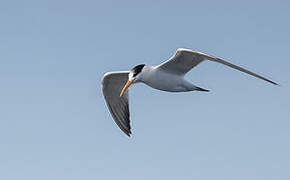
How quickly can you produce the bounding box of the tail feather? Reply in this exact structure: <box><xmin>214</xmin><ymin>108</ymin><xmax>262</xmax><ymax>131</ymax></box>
<box><xmin>195</xmin><ymin>86</ymin><xmax>210</xmax><ymax>92</ymax></box>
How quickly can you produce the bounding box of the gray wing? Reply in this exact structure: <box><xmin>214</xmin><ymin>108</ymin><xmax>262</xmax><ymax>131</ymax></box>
<box><xmin>157</xmin><ymin>48</ymin><xmax>278</xmax><ymax>85</ymax></box>
<box><xmin>102</xmin><ymin>71</ymin><xmax>131</xmax><ymax>136</ymax></box>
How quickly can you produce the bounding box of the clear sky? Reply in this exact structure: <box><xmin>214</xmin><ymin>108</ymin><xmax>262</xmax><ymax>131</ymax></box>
<box><xmin>0</xmin><ymin>0</ymin><xmax>289</xmax><ymax>179</ymax></box>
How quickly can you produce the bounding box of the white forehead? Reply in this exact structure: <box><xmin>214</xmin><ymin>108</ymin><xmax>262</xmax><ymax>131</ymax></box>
<box><xmin>128</xmin><ymin>72</ymin><xmax>134</xmax><ymax>80</ymax></box>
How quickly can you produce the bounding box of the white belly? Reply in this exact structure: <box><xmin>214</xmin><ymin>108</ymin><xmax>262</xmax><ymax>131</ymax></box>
<box><xmin>141</xmin><ymin>68</ymin><xmax>194</xmax><ymax>92</ymax></box>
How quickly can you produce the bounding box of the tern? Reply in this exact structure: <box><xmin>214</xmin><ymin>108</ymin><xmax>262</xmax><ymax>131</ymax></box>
<box><xmin>102</xmin><ymin>48</ymin><xmax>278</xmax><ymax>136</ymax></box>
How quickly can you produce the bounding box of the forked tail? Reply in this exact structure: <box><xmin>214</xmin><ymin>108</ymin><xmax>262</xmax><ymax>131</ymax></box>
<box><xmin>195</xmin><ymin>86</ymin><xmax>210</xmax><ymax>92</ymax></box>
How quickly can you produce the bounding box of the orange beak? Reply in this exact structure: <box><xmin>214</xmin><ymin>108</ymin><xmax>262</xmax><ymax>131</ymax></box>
<box><xmin>120</xmin><ymin>80</ymin><xmax>133</xmax><ymax>97</ymax></box>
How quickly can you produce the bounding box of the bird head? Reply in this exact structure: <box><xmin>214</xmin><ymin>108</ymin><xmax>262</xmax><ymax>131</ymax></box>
<box><xmin>120</xmin><ymin>64</ymin><xmax>146</xmax><ymax>96</ymax></box>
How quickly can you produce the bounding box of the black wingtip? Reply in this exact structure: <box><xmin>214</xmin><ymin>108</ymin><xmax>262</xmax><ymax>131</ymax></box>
<box><xmin>126</xmin><ymin>132</ymin><xmax>131</xmax><ymax>137</ymax></box>
<box><xmin>266</xmin><ymin>79</ymin><xmax>279</xmax><ymax>86</ymax></box>
<box><xmin>123</xmin><ymin>130</ymin><xmax>131</xmax><ymax>137</ymax></box>
<box><xmin>273</xmin><ymin>82</ymin><xmax>279</xmax><ymax>86</ymax></box>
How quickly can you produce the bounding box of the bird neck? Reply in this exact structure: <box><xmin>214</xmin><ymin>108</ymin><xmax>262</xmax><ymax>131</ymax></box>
<box><xmin>137</xmin><ymin>65</ymin><xmax>154</xmax><ymax>83</ymax></box>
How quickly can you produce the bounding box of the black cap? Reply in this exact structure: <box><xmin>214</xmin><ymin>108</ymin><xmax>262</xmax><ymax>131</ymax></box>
<box><xmin>131</xmin><ymin>64</ymin><xmax>145</xmax><ymax>77</ymax></box>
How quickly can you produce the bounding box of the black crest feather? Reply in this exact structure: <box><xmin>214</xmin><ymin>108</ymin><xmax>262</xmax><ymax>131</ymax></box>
<box><xmin>131</xmin><ymin>64</ymin><xmax>145</xmax><ymax>77</ymax></box>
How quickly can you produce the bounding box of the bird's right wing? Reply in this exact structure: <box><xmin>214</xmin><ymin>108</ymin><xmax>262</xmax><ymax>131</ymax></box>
<box><xmin>102</xmin><ymin>71</ymin><xmax>131</xmax><ymax>136</ymax></box>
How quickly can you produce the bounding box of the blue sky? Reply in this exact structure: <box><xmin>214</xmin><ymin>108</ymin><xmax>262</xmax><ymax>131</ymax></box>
<box><xmin>0</xmin><ymin>0</ymin><xmax>289</xmax><ymax>179</ymax></box>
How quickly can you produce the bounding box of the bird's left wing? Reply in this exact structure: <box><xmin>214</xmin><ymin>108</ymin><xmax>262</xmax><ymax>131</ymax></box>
<box><xmin>102</xmin><ymin>71</ymin><xmax>131</xmax><ymax>136</ymax></box>
<box><xmin>157</xmin><ymin>48</ymin><xmax>278</xmax><ymax>85</ymax></box>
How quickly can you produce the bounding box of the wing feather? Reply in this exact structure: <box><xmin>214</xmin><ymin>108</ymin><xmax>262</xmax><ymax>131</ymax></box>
<box><xmin>157</xmin><ymin>48</ymin><xmax>278</xmax><ymax>85</ymax></box>
<box><xmin>102</xmin><ymin>71</ymin><xmax>131</xmax><ymax>136</ymax></box>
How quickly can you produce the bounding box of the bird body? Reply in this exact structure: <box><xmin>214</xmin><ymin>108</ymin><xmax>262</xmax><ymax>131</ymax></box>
<box><xmin>136</xmin><ymin>66</ymin><xmax>201</xmax><ymax>92</ymax></box>
<box><xmin>102</xmin><ymin>48</ymin><xmax>278</xmax><ymax>136</ymax></box>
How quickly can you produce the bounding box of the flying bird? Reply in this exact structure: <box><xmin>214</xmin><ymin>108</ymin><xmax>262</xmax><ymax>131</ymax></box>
<box><xmin>102</xmin><ymin>48</ymin><xmax>278</xmax><ymax>136</ymax></box>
